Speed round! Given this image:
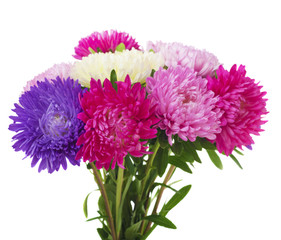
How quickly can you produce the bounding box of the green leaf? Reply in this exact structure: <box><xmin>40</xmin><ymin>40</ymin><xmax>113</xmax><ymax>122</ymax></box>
<box><xmin>234</xmin><ymin>148</ymin><xmax>244</xmax><ymax>155</ymax></box>
<box><xmin>98</xmin><ymin>196</ymin><xmax>106</xmax><ymax>216</ymax></box>
<box><xmin>97</xmin><ymin>228</ymin><xmax>109</xmax><ymax>240</ymax></box>
<box><xmin>168</xmin><ymin>156</ymin><xmax>192</xmax><ymax>173</ymax></box>
<box><xmin>110</xmin><ymin>69</ymin><xmax>118</xmax><ymax>90</ymax></box>
<box><xmin>88</xmin><ymin>47</ymin><xmax>96</xmax><ymax>54</ymax></box>
<box><xmin>86</xmin><ymin>215</ymin><xmax>108</xmax><ymax>222</ymax></box>
<box><xmin>143</xmin><ymin>215</ymin><xmax>177</xmax><ymax>229</ymax></box>
<box><xmin>206</xmin><ymin>149</ymin><xmax>223</xmax><ymax>170</ymax></box>
<box><xmin>199</xmin><ymin>138</ymin><xmax>216</xmax><ymax>150</ymax></box>
<box><xmin>229</xmin><ymin>154</ymin><xmax>243</xmax><ymax>169</ymax></box>
<box><xmin>125</xmin><ymin>221</ymin><xmax>142</xmax><ymax>240</ymax></box>
<box><xmin>158</xmin><ymin>130</ymin><xmax>169</xmax><ymax>149</ymax></box>
<box><xmin>83</xmin><ymin>192</ymin><xmax>92</xmax><ymax>218</ymax></box>
<box><xmin>163</xmin><ymin>185</ymin><xmax>192</xmax><ymax>213</ymax></box>
<box><xmin>183</xmin><ymin>141</ymin><xmax>201</xmax><ymax>163</ymax></box>
<box><xmin>153</xmin><ymin>147</ymin><xmax>169</xmax><ymax>177</ymax></box>
<box><xmin>125</xmin><ymin>156</ymin><xmax>135</xmax><ymax>175</ymax></box>
<box><xmin>151</xmin><ymin>182</ymin><xmax>178</xmax><ymax>193</ymax></box>
<box><xmin>144</xmin><ymin>168</ymin><xmax>158</xmax><ymax>196</ymax></box>
<box><xmin>171</xmin><ymin>140</ymin><xmax>183</xmax><ymax>156</ymax></box>
<box><xmin>116</xmin><ymin>42</ymin><xmax>126</xmax><ymax>52</ymax></box>
<box><xmin>190</xmin><ymin>138</ymin><xmax>203</xmax><ymax>151</ymax></box>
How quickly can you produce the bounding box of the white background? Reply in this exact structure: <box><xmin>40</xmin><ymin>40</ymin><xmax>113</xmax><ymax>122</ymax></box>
<box><xmin>1</xmin><ymin>0</ymin><xmax>280</xmax><ymax>239</ymax></box>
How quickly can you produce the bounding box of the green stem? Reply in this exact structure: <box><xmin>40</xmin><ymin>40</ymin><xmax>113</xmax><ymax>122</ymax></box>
<box><xmin>144</xmin><ymin>165</ymin><xmax>176</xmax><ymax>235</ymax></box>
<box><xmin>116</xmin><ymin>167</ymin><xmax>124</xmax><ymax>240</ymax></box>
<box><xmin>90</xmin><ymin>163</ymin><xmax>117</xmax><ymax>240</ymax></box>
<box><xmin>139</xmin><ymin>139</ymin><xmax>160</xmax><ymax>201</ymax></box>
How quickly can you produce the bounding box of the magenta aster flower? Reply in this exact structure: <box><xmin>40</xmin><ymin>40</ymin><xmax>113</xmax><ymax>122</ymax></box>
<box><xmin>73</xmin><ymin>30</ymin><xmax>141</xmax><ymax>60</ymax></box>
<box><xmin>146</xmin><ymin>66</ymin><xmax>222</xmax><ymax>145</ymax></box>
<box><xmin>147</xmin><ymin>41</ymin><xmax>219</xmax><ymax>77</ymax></box>
<box><xmin>207</xmin><ymin>64</ymin><xmax>268</xmax><ymax>155</ymax></box>
<box><xmin>75</xmin><ymin>76</ymin><xmax>159</xmax><ymax>170</ymax></box>
<box><xmin>24</xmin><ymin>63</ymin><xmax>73</xmax><ymax>92</ymax></box>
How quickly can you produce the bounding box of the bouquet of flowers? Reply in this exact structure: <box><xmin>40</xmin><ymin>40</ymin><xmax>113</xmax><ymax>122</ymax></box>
<box><xmin>9</xmin><ymin>30</ymin><xmax>268</xmax><ymax>240</ymax></box>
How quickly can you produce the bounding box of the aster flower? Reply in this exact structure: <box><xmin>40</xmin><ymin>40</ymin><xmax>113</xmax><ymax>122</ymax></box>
<box><xmin>73</xmin><ymin>30</ymin><xmax>141</xmax><ymax>60</ymax></box>
<box><xmin>147</xmin><ymin>41</ymin><xmax>219</xmax><ymax>77</ymax></box>
<box><xmin>75</xmin><ymin>76</ymin><xmax>159</xmax><ymax>170</ymax></box>
<box><xmin>9</xmin><ymin>77</ymin><xmax>85</xmax><ymax>173</ymax></box>
<box><xmin>207</xmin><ymin>64</ymin><xmax>268</xmax><ymax>155</ymax></box>
<box><xmin>71</xmin><ymin>49</ymin><xmax>164</xmax><ymax>88</ymax></box>
<box><xmin>23</xmin><ymin>62</ymin><xmax>73</xmax><ymax>92</ymax></box>
<box><xmin>146</xmin><ymin>66</ymin><xmax>222</xmax><ymax>145</ymax></box>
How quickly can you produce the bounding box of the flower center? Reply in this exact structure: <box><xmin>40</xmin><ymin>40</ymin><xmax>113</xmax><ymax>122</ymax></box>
<box><xmin>40</xmin><ymin>103</ymin><xmax>70</xmax><ymax>138</ymax></box>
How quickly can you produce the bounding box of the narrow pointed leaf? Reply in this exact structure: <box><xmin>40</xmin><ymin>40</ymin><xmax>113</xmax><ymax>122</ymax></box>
<box><xmin>143</xmin><ymin>215</ymin><xmax>177</xmax><ymax>229</ymax></box>
<box><xmin>199</xmin><ymin>138</ymin><xmax>216</xmax><ymax>150</ymax></box>
<box><xmin>229</xmin><ymin>154</ymin><xmax>243</xmax><ymax>169</ymax></box>
<box><xmin>206</xmin><ymin>149</ymin><xmax>223</xmax><ymax>170</ymax></box>
<box><xmin>168</xmin><ymin>156</ymin><xmax>192</xmax><ymax>173</ymax></box>
<box><xmin>86</xmin><ymin>215</ymin><xmax>108</xmax><ymax>222</ymax></box>
<box><xmin>125</xmin><ymin>221</ymin><xmax>142</xmax><ymax>240</ymax></box>
<box><xmin>234</xmin><ymin>148</ymin><xmax>244</xmax><ymax>155</ymax></box>
<box><xmin>163</xmin><ymin>185</ymin><xmax>192</xmax><ymax>212</ymax></box>
<box><xmin>151</xmin><ymin>182</ymin><xmax>178</xmax><ymax>193</ymax></box>
<box><xmin>83</xmin><ymin>192</ymin><xmax>92</xmax><ymax>218</ymax></box>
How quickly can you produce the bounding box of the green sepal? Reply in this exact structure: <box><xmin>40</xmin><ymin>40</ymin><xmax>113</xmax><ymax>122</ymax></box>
<box><xmin>206</xmin><ymin>149</ymin><xmax>223</xmax><ymax>170</ymax></box>
<box><xmin>143</xmin><ymin>215</ymin><xmax>177</xmax><ymax>229</ymax></box>
<box><xmin>110</xmin><ymin>69</ymin><xmax>118</xmax><ymax>91</ymax></box>
<box><xmin>88</xmin><ymin>47</ymin><xmax>96</xmax><ymax>54</ymax></box>
<box><xmin>116</xmin><ymin>42</ymin><xmax>126</xmax><ymax>52</ymax></box>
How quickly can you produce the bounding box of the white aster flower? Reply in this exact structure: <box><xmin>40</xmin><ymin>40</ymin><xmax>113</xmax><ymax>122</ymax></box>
<box><xmin>71</xmin><ymin>49</ymin><xmax>165</xmax><ymax>87</ymax></box>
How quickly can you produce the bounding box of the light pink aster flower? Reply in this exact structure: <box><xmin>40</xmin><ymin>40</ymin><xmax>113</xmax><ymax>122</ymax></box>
<box><xmin>207</xmin><ymin>64</ymin><xmax>268</xmax><ymax>155</ymax></box>
<box><xmin>147</xmin><ymin>41</ymin><xmax>219</xmax><ymax>77</ymax></box>
<box><xmin>146</xmin><ymin>66</ymin><xmax>222</xmax><ymax>145</ymax></box>
<box><xmin>75</xmin><ymin>76</ymin><xmax>159</xmax><ymax>170</ymax></box>
<box><xmin>73</xmin><ymin>30</ymin><xmax>141</xmax><ymax>60</ymax></box>
<box><xmin>24</xmin><ymin>63</ymin><xmax>73</xmax><ymax>92</ymax></box>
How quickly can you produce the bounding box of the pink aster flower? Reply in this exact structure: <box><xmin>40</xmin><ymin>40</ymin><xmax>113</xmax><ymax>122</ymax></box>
<box><xmin>23</xmin><ymin>62</ymin><xmax>73</xmax><ymax>92</ymax></box>
<box><xmin>73</xmin><ymin>30</ymin><xmax>141</xmax><ymax>60</ymax></box>
<box><xmin>75</xmin><ymin>76</ymin><xmax>159</xmax><ymax>170</ymax></box>
<box><xmin>147</xmin><ymin>41</ymin><xmax>219</xmax><ymax>77</ymax></box>
<box><xmin>207</xmin><ymin>64</ymin><xmax>268</xmax><ymax>155</ymax></box>
<box><xmin>146</xmin><ymin>66</ymin><xmax>222</xmax><ymax>145</ymax></box>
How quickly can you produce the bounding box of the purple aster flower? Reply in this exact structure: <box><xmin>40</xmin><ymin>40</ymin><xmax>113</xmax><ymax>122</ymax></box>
<box><xmin>147</xmin><ymin>41</ymin><xmax>220</xmax><ymax>77</ymax></box>
<box><xmin>146</xmin><ymin>66</ymin><xmax>222</xmax><ymax>145</ymax></box>
<box><xmin>9</xmin><ymin>77</ymin><xmax>85</xmax><ymax>173</ymax></box>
